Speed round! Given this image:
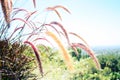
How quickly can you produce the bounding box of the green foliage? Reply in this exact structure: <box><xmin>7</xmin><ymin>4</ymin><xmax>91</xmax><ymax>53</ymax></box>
<box><xmin>98</xmin><ymin>53</ymin><xmax>120</xmax><ymax>72</ymax></box>
<box><xmin>69</xmin><ymin>48</ymin><xmax>82</xmax><ymax>61</ymax></box>
<box><xmin>70</xmin><ymin>51</ymin><xmax>120</xmax><ymax>80</ymax></box>
<box><xmin>110</xmin><ymin>72</ymin><xmax>120</xmax><ymax>80</ymax></box>
<box><xmin>98</xmin><ymin>53</ymin><xmax>120</xmax><ymax>80</ymax></box>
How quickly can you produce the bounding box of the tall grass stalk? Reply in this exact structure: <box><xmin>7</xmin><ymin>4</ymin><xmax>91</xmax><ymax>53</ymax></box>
<box><xmin>24</xmin><ymin>41</ymin><xmax>43</xmax><ymax>76</ymax></box>
<box><xmin>0</xmin><ymin>0</ymin><xmax>12</xmax><ymax>25</ymax></box>
<box><xmin>46</xmin><ymin>31</ymin><xmax>74</xmax><ymax>71</ymax></box>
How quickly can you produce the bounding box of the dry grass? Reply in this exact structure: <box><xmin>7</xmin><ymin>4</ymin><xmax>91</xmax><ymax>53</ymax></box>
<box><xmin>0</xmin><ymin>0</ymin><xmax>12</xmax><ymax>24</ymax></box>
<box><xmin>46</xmin><ymin>31</ymin><xmax>74</xmax><ymax>71</ymax></box>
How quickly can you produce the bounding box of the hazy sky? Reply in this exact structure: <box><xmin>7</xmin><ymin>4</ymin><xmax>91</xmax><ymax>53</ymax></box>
<box><xmin>13</xmin><ymin>0</ymin><xmax>120</xmax><ymax>47</ymax></box>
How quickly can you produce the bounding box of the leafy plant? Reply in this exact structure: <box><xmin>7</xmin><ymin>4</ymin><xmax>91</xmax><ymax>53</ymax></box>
<box><xmin>0</xmin><ymin>41</ymin><xmax>36</xmax><ymax>80</ymax></box>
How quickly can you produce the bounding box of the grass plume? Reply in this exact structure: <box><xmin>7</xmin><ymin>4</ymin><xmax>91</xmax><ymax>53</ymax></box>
<box><xmin>33</xmin><ymin>0</ymin><xmax>36</xmax><ymax>8</ymax></box>
<box><xmin>46</xmin><ymin>31</ymin><xmax>74</xmax><ymax>71</ymax></box>
<box><xmin>50</xmin><ymin>21</ymin><xmax>70</xmax><ymax>45</ymax></box>
<box><xmin>46</xmin><ymin>5</ymin><xmax>71</xmax><ymax>20</ymax></box>
<box><xmin>71</xmin><ymin>43</ymin><xmax>101</xmax><ymax>69</ymax></box>
<box><xmin>69</xmin><ymin>32</ymin><xmax>90</xmax><ymax>47</ymax></box>
<box><xmin>24</xmin><ymin>41</ymin><xmax>43</xmax><ymax>76</ymax></box>
<box><xmin>0</xmin><ymin>0</ymin><xmax>12</xmax><ymax>25</ymax></box>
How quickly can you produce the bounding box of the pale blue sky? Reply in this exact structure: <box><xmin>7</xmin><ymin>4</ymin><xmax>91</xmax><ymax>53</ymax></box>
<box><xmin>12</xmin><ymin>0</ymin><xmax>120</xmax><ymax>46</ymax></box>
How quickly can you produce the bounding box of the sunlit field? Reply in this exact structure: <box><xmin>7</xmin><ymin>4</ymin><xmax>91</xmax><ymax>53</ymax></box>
<box><xmin>31</xmin><ymin>46</ymin><xmax>120</xmax><ymax>80</ymax></box>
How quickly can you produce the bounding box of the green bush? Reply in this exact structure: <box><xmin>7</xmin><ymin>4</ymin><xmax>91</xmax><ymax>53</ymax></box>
<box><xmin>97</xmin><ymin>53</ymin><xmax>120</xmax><ymax>80</ymax></box>
<box><xmin>98</xmin><ymin>53</ymin><xmax>120</xmax><ymax>72</ymax></box>
<box><xmin>110</xmin><ymin>72</ymin><xmax>120</xmax><ymax>80</ymax></box>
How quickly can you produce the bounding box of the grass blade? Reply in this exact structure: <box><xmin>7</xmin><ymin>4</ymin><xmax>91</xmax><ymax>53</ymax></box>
<box><xmin>26</xmin><ymin>33</ymin><xmax>38</xmax><ymax>40</ymax></box>
<box><xmin>25</xmin><ymin>11</ymin><xmax>37</xmax><ymax>21</ymax></box>
<box><xmin>13</xmin><ymin>8</ymin><xmax>29</xmax><ymax>15</ymax></box>
<box><xmin>12</xmin><ymin>8</ymin><xmax>29</xmax><ymax>18</ymax></box>
<box><xmin>11</xmin><ymin>18</ymin><xmax>32</xmax><ymax>29</ymax></box>
<box><xmin>8</xmin><ymin>26</ymin><xmax>24</xmax><ymax>40</ymax></box>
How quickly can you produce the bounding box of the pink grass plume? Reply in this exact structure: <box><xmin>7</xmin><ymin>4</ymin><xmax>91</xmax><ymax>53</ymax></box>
<box><xmin>24</xmin><ymin>41</ymin><xmax>43</xmax><ymax>76</ymax></box>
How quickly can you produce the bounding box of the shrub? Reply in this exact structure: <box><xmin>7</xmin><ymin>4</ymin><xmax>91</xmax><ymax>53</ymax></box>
<box><xmin>98</xmin><ymin>53</ymin><xmax>120</xmax><ymax>80</ymax></box>
<box><xmin>0</xmin><ymin>41</ymin><xmax>36</xmax><ymax>80</ymax></box>
<box><xmin>98</xmin><ymin>53</ymin><xmax>120</xmax><ymax>72</ymax></box>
